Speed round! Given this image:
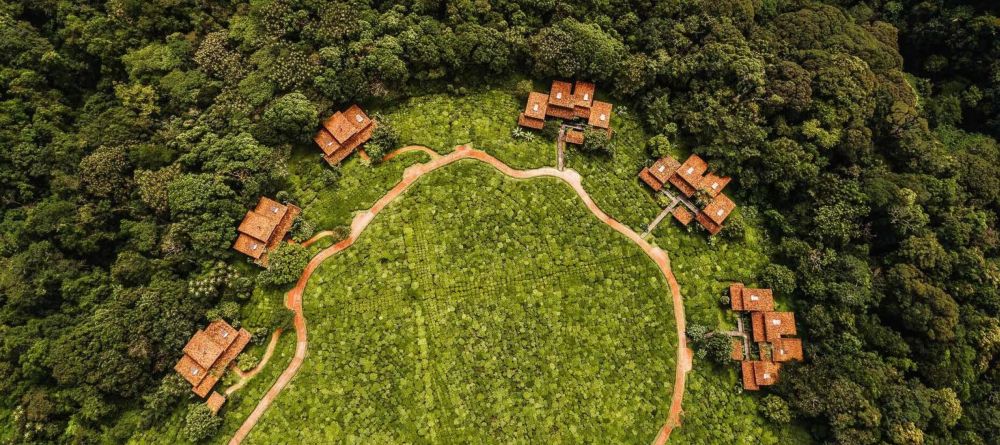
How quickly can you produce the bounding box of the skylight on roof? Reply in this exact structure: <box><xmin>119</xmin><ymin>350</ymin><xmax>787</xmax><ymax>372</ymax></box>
<box><xmin>271</xmin><ymin>206</ymin><xmax>279</xmax><ymax>213</ymax></box>
<box><xmin>750</xmin><ymin>294</ymin><xmax>759</xmax><ymax>301</ymax></box>
<box><xmin>711</xmin><ymin>182</ymin><xmax>719</xmax><ymax>189</ymax></box>
<box><xmin>763</xmin><ymin>373</ymin><xmax>771</xmax><ymax>379</ymax></box>
<box><xmin>251</xmin><ymin>243</ymin><xmax>258</xmax><ymax>250</ymax></box>
<box><xmin>222</xmin><ymin>331</ymin><xmax>229</xmax><ymax>338</ymax></box>
<box><xmin>191</xmin><ymin>368</ymin><xmax>199</xmax><ymax>375</ymax></box>
<box><xmin>355</xmin><ymin>115</ymin><xmax>363</xmax><ymax>123</ymax></box>
<box><xmin>686</xmin><ymin>167</ymin><xmax>694</xmax><ymax>174</ymax></box>
<box><xmin>772</xmin><ymin>319</ymin><xmax>781</xmax><ymax>325</ymax></box>
<box><xmin>556</xmin><ymin>92</ymin><xmax>563</xmax><ymax>99</ymax></box>
<box><xmin>716</xmin><ymin>209</ymin><xmax>724</xmax><ymax>216</ymax></box>
<box><xmin>532</xmin><ymin>103</ymin><xmax>539</xmax><ymax>111</ymax></box>
<box><xmin>657</xmin><ymin>166</ymin><xmax>665</xmax><ymax>172</ymax></box>
<box><xmin>583</xmin><ymin>93</ymin><xmax>589</xmax><ymax>101</ymax></box>
<box><xmin>599</xmin><ymin>114</ymin><xmax>607</xmax><ymax>121</ymax></box>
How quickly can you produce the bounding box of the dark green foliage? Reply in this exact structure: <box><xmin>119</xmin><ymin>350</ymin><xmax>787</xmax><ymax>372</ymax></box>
<box><xmin>182</xmin><ymin>403</ymin><xmax>222</xmax><ymax>442</ymax></box>
<box><xmin>580</xmin><ymin>126</ymin><xmax>613</xmax><ymax>156</ymax></box>
<box><xmin>364</xmin><ymin>115</ymin><xmax>401</xmax><ymax>163</ymax></box>
<box><xmin>2</xmin><ymin>0</ymin><xmax>999</xmax><ymax>443</ymax></box>
<box><xmin>257</xmin><ymin>243</ymin><xmax>311</xmax><ymax>288</ymax></box>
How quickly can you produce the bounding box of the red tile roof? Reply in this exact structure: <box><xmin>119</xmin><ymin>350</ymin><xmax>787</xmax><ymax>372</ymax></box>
<box><xmin>524</xmin><ymin>92</ymin><xmax>549</xmax><ymax>120</ymax></box>
<box><xmin>206</xmin><ymin>391</ymin><xmax>226</xmax><ymax>415</ymax></box>
<box><xmin>565</xmin><ymin>129</ymin><xmax>584</xmax><ymax>145</ymax></box>
<box><xmin>762</xmin><ymin>311</ymin><xmax>797</xmax><ymax>341</ymax></box>
<box><xmin>545</xmin><ymin>104</ymin><xmax>577</xmax><ymax>120</ymax></box>
<box><xmin>675</xmin><ymin>154</ymin><xmax>709</xmax><ymax>190</ymax></box>
<box><xmin>741</xmin><ymin>361</ymin><xmax>759</xmax><ymax>390</ymax></box>
<box><xmin>751</xmin><ymin>311</ymin><xmax>766</xmax><ymax>343</ymax></box>
<box><xmin>232</xmin><ymin>197</ymin><xmax>301</xmax><ymax>265</ymax></box>
<box><xmin>548</xmin><ymin>80</ymin><xmax>575</xmax><ymax>108</ymax></box>
<box><xmin>518</xmin><ymin>113</ymin><xmax>545</xmax><ymax>130</ymax></box>
<box><xmin>699</xmin><ymin>172</ymin><xmax>731</xmax><ymax>197</ymax></box>
<box><xmin>740</xmin><ymin>288</ymin><xmax>775</xmax><ymax>312</ymax></box>
<box><xmin>672</xmin><ymin>206</ymin><xmax>694</xmax><ymax>225</ymax></box>
<box><xmin>730</xmin><ymin>282</ymin><xmax>746</xmax><ymax>311</ymax></box>
<box><xmin>588</xmin><ymin>101</ymin><xmax>613</xmax><ymax>129</ymax></box>
<box><xmin>772</xmin><ymin>337</ymin><xmax>804</xmax><ymax>362</ymax></box>
<box><xmin>696</xmin><ymin>211</ymin><xmax>722</xmax><ymax>235</ymax></box>
<box><xmin>315</xmin><ymin>105</ymin><xmax>376</xmax><ymax>166</ymax></box>
<box><xmin>731</xmin><ymin>338</ymin><xmax>745</xmax><ymax>361</ymax></box>
<box><xmin>752</xmin><ymin>360</ymin><xmax>781</xmax><ymax>386</ymax></box>
<box><xmin>650</xmin><ymin>157</ymin><xmax>680</xmax><ymax>183</ymax></box>
<box><xmin>573</xmin><ymin>81</ymin><xmax>595</xmax><ymax>108</ymax></box>
<box><xmin>322</xmin><ymin>112</ymin><xmax>358</xmax><ymax>143</ymax></box>
<box><xmin>174</xmin><ymin>320</ymin><xmax>251</xmax><ymax>398</ymax></box>
<box><xmin>639</xmin><ymin>168</ymin><xmax>663</xmax><ymax>191</ymax></box>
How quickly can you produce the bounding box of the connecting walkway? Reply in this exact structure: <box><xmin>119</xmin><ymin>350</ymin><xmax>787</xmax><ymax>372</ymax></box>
<box><xmin>228</xmin><ymin>144</ymin><xmax>692</xmax><ymax>444</ymax></box>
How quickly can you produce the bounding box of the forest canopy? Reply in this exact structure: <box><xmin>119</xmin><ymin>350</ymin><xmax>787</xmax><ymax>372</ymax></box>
<box><xmin>0</xmin><ymin>0</ymin><xmax>998</xmax><ymax>444</ymax></box>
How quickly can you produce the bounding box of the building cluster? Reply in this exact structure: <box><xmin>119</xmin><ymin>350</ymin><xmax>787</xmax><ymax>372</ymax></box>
<box><xmin>729</xmin><ymin>283</ymin><xmax>803</xmax><ymax>391</ymax></box>
<box><xmin>639</xmin><ymin>154</ymin><xmax>735</xmax><ymax>235</ymax></box>
<box><xmin>313</xmin><ymin>104</ymin><xmax>376</xmax><ymax>165</ymax></box>
<box><xmin>517</xmin><ymin>80</ymin><xmax>613</xmax><ymax>144</ymax></box>
<box><xmin>174</xmin><ymin>320</ymin><xmax>251</xmax><ymax>414</ymax></box>
<box><xmin>232</xmin><ymin>196</ymin><xmax>301</xmax><ymax>267</ymax></box>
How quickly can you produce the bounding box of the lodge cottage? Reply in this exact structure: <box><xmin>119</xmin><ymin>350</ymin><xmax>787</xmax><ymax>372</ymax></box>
<box><xmin>313</xmin><ymin>104</ymin><xmax>376</xmax><ymax>165</ymax></box>
<box><xmin>174</xmin><ymin>320</ymin><xmax>251</xmax><ymax>413</ymax></box>
<box><xmin>232</xmin><ymin>196</ymin><xmax>300</xmax><ymax>266</ymax></box>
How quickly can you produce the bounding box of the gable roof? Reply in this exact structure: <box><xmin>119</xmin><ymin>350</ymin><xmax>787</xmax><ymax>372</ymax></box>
<box><xmin>730</xmin><ymin>282</ymin><xmax>746</xmax><ymax>311</ymax></box>
<box><xmin>233</xmin><ymin>233</ymin><xmax>266</xmax><ymax>259</ymax></box>
<box><xmin>741</xmin><ymin>361</ymin><xmax>759</xmax><ymax>390</ymax></box>
<box><xmin>237</xmin><ymin>211</ymin><xmax>277</xmax><ymax>244</ymax></box>
<box><xmin>254</xmin><ymin>197</ymin><xmax>288</xmax><ymax>224</ymax></box>
<box><xmin>703</xmin><ymin>193</ymin><xmax>736</xmax><ymax>225</ymax></box>
<box><xmin>672</xmin><ymin>206</ymin><xmax>694</xmax><ymax>225</ymax></box>
<box><xmin>573</xmin><ymin>81</ymin><xmax>595</xmax><ymax>108</ymax></box>
<box><xmin>773</xmin><ymin>337</ymin><xmax>804</xmax><ymax>362</ymax></box>
<box><xmin>588</xmin><ymin>101</ymin><xmax>613</xmax><ymax>129</ymax></box>
<box><xmin>639</xmin><ymin>168</ymin><xmax>663</xmax><ymax>191</ymax></box>
<box><xmin>344</xmin><ymin>104</ymin><xmax>371</xmax><ymax>129</ymax></box>
<box><xmin>699</xmin><ymin>172</ymin><xmax>731</xmax><ymax>197</ymax></box>
<box><xmin>741</xmin><ymin>288</ymin><xmax>775</xmax><ymax>312</ymax></box>
<box><xmin>322</xmin><ymin>112</ymin><xmax>358</xmax><ymax>143</ymax></box>
<box><xmin>676</xmin><ymin>154</ymin><xmax>709</xmax><ymax>188</ymax></box>
<box><xmin>763</xmin><ymin>311</ymin><xmax>797</xmax><ymax>341</ymax></box>
<box><xmin>524</xmin><ymin>92</ymin><xmax>549</xmax><ymax>120</ymax></box>
<box><xmin>752</xmin><ymin>360</ymin><xmax>781</xmax><ymax>386</ymax></box>
<box><xmin>313</xmin><ymin>129</ymin><xmax>341</xmax><ymax>156</ymax></box>
<box><xmin>548</xmin><ymin>80</ymin><xmax>574</xmax><ymax>108</ymax></box>
<box><xmin>650</xmin><ymin>156</ymin><xmax>680</xmax><ymax>183</ymax></box>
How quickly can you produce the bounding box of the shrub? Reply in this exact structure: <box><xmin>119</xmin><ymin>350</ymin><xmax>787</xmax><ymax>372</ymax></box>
<box><xmin>257</xmin><ymin>243</ymin><xmax>312</xmax><ymax>288</ymax></box>
<box><xmin>581</xmin><ymin>126</ymin><xmax>614</xmax><ymax>156</ymax></box>
<box><xmin>365</xmin><ymin>114</ymin><xmax>401</xmax><ymax>163</ymax></box>
<box><xmin>758</xmin><ymin>395</ymin><xmax>792</xmax><ymax>424</ymax></box>
<box><xmin>182</xmin><ymin>403</ymin><xmax>222</xmax><ymax>442</ymax></box>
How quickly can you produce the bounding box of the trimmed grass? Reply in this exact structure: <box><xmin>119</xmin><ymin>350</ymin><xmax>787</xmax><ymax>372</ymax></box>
<box><xmin>245</xmin><ymin>160</ymin><xmax>679</xmax><ymax>443</ymax></box>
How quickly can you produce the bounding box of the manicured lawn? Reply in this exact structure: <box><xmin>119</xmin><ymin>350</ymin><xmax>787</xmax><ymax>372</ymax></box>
<box><xmin>245</xmin><ymin>160</ymin><xmax>678</xmax><ymax>443</ymax></box>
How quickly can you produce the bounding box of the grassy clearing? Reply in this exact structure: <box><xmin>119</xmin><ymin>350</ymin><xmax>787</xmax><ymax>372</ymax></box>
<box><xmin>245</xmin><ymin>160</ymin><xmax>678</xmax><ymax>443</ymax></box>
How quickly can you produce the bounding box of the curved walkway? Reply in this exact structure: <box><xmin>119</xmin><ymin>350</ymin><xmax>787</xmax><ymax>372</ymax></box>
<box><xmin>224</xmin><ymin>329</ymin><xmax>282</xmax><ymax>396</ymax></box>
<box><xmin>229</xmin><ymin>144</ymin><xmax>692</xmax><ymax>444</ymax></box>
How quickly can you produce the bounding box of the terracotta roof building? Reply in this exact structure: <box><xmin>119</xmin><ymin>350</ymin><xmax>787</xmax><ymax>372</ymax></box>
<box><xmin>731</xmin><ymin>338</ymin><xmax>745</xmax><ymax>361</ymax></box>
<box><xmin>729</xmin><ymin>283</ymin><xmax>775</xmax><ymax>312</ymax></box>
<box><xmin>761</xmin><ymin>311</ymin><xmax>797</xmax><ymax>341</ymax></box>
<box><xmin>669</xmin><ymin>154</ymin><xmax>708</xmax><ymax>197</ymax></box>
<box><xmin>518</xmin><ymin>91</ymin><xmax>549</xmax><ymax>129</ymax></box>
<box><xmin>741</xmin><ymin>360</ymin><xmax>782</xmax><ymax>390</ymax></box>
<box><xmin>174</xmin><ymin>320</ymin><xmax>251</xmax><ymax>398</ymax></box>
<box><xmin>638</xmin><ymin>156</ymin><xmax>680</xmax><ymax>192</ymax></box>
<box><xmin>206</xmin><ymin>391</ymin><xmax>227</xmax><ymax>415</ymax></box>
<box><xmin>672</xmin><ymin>206</ymin><xmax>694</xmax><ymax>225</ymax></box>
<box><xmin>700</xmin><ymin>172</ymin><xmax>731</xmax><ymax>197</ymax></box>
<box><xmin>696</xmin><ymin>193</ymin><xmax>735</xmax><ymax>235</ymax></box>
<box><xmin>313</xmin><ymin>104</ymin><xmax>376</xmax><ymax>166</ymax></box>
<box><xmin>565</xmin><ymin>128</ymin><xmax>585</xmax><ymax>145</ymax></box>
<box><xmin>772</xmin><ymin>337</ymin><xmax>804</xmax><ymax>362</ymax></box>
<box><xmin>232</xmin><ymin>196</ymin><xmax>301</xmax><ymax>266</ymax></box>
<box><xmin>517</xmin><ymin>80</ymin><xmax>614</xmax><ymax>142</ymax></box>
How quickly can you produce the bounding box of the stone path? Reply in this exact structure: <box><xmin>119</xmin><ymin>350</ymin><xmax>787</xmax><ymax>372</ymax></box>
<box><xmin>229</xmin><ymin>144</ymin><xmax>692</xmax><ymax>444</ymax></box>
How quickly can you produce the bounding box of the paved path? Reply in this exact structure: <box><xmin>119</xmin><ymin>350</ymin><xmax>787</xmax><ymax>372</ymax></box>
<box><xmin>229</xmin><ymin>144</ymin><xmax>692</xmax><ymax>444</ymax></box>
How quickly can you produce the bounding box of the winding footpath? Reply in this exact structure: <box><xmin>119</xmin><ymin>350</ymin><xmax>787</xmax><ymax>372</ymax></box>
<box><xmin>229</xmin><ymin>145</ymin><xmax>692</xmax><ymax>444</ymax></box>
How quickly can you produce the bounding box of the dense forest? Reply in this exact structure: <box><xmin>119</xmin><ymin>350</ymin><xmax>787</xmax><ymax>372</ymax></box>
<box><xmin>1</xmin><ymin>0</ymin><xmax>998</xmax><ymax>444</ymax></box>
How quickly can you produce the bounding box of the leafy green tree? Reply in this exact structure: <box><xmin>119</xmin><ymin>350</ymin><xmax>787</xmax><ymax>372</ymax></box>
<box><xmin>258</xmin><ymin>243</ymin><xmax>311</xmax><ymax>288</ymax></box>
<box><xmin>581</xmin><ymin>127</ymin><xmax>613</xmax><ymax>156</ymax></box>
<box><xmin>365</xmin><ymin>115</ymin><xmax>402</xmax><ymax>163</ymax></box>
<box><xmin>182</xmin><ymin>403</ymin><xmax>222</xmax><ymax>442</ymax></box>
<box><xmin>257</xmin><ymin>92</ymin><xmax>317</xmax><ymax>145</ymax></box>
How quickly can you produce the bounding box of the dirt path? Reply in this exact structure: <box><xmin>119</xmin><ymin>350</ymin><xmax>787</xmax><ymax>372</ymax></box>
<box><xmin>225</xmin><ymin>329</ymin><xmax>282</xmax><ymax>396</ymax></box>
<box><xmin>229</xmin><ymin>144</ymin><xmax>692</xmax><ymax>444</ymax></box>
